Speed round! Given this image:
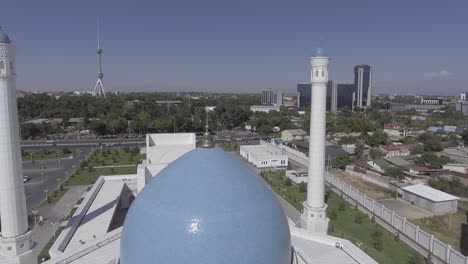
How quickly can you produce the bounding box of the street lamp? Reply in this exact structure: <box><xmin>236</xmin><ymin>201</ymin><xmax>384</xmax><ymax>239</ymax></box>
<box><xmin>56</xmin><ymin>177</ymin><xmax>62</xmax><ymax>191</ymax></box>
<box><xmin>44</xmin><ymin>189</ymin><xmax>49</xmax><ymax>203</ymax></box>
<box><xmin>32</xmin><ymin>208</ymin><xmax>38</xmax><ymax>224</ymax></box>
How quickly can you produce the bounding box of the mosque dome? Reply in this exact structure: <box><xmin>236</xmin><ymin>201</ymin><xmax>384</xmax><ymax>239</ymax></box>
<box><xmin>313</xmin><ymin>47</ymin><xmax>326</xmax><ymax>57</ymax></box>
<box><xmin>0</xmin><ymin>26</ymin><xmax>11</xmax><ymax>44</ymax></box>
<box><xmin>121</xmin><ymin>147</ymin><xmax>291</xmax><ymax>264</ymax></box>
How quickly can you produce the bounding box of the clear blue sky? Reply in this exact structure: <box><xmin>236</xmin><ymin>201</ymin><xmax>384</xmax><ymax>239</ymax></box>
<box><xmin>1</xmin><ymin>0</ymin><xmax>467</xmax><ymax>95</ymax></box>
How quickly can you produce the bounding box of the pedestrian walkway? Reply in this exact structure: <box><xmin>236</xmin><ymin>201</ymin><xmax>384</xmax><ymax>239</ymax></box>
<box><xmin>31</xmin><ymin>185</ymin><xmax>89</xmax><ymax>261</ymax></box>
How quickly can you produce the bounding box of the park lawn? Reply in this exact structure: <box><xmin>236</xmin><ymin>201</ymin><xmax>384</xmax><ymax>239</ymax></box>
<box><xmin>87</xmin><ymin>149</ymin><xmax>144</xmax><ymax>167</ymax></box>
<box><xmin>413</xmin><ymin>201</ymin><xmax>467</xmax><ymax>251</ymax></box>
<box><xmin>261</xmin><ymin>171</ymin><xmax>425</xmax><ymax>264</ymax></box>
<box><xmin>65</xmin><ymin>166</ymin><xmax>137</xmax><ymax>186</ymax></box>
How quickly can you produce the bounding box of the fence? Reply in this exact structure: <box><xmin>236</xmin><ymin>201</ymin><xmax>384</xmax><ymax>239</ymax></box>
<box><xmin>326</xmin><ymin>173</ymin><xmax>468</xmax><ymax>264</ymax></box>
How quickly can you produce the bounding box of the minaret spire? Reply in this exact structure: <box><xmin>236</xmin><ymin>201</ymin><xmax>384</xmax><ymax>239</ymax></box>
<box><xmin>0</xmin><ymin>22</ymin><xmax>37</xmax><ymax>264</ymax></box>
<box><xmin>92</xmin><ymin>17</ymin><xmax>106</xmax><ymax>97</ymax></box>
<box><xmin>300</xmin><ymin>48</ymin><xmax>330</xmax><ymax>234</ymax></box>
<box><xmin>201</xmin><ymin>110</ymin><xmax>213</xmax><ymax>148</ymax></box>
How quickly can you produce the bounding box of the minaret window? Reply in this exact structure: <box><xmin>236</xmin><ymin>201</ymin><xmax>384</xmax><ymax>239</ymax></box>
<box><xmin>9</xmin><ymin>61</ymin><xmax>13</xmax><ymax>70</ymax></box>
<box><xmin>322</xmin><ymin>70</ymin><xmax>324</xmax><ymax>77</ymax></box>
<box><xmin>0</xmin><ymin>60</ymin><xmax>4</xmax><ymax>70</ymax></box>
<box><xmin>315</xmin><ymin>70</ymin><xmax>318</xmax><ymax>77</ymax></box>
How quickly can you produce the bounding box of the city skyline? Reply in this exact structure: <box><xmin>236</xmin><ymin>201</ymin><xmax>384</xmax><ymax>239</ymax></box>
<box><xmin>1</xmin><ymin>0</ymin><xmax>467</xmax><ymax>95</ymax></box>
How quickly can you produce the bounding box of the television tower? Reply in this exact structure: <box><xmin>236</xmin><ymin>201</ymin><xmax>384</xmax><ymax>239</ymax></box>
<box><xmin>92</xmin><ymin>19</ymin><xmax>105</xmax><ymax>97</ymax></box>
<box><xmin>300</xmin><ymin>48</ymin><xmax>330</xmax><ymax>234</ymax></box>
<box><xmin>0</xmin><ymin>24</ymin><xmax>36</xmax><ymax>264</ymax></box>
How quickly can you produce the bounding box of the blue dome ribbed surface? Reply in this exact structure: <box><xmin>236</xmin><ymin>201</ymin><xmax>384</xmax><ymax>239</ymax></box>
<box><xmin>0</xmin><ymin>28</ymin><xmax>11</xmax><ymax>44</ymax></box>
<box><xmin>121</xmin><ymin>147</ymin><xmax>291</xmax><ymax>264</ymax></box>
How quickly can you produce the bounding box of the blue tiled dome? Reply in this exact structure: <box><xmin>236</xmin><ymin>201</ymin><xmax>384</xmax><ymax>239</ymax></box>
<box><xmin>313</xmin><ymin>48</ymin><xmax>326</xmax><ymax>57</ymax></box>
<box><xmin>0</xmin><ymin>26</ymin><xmax>11</xmax><ymax>44</ymax></box>
<box><xmin>121</xmin><ymin>148</ymin><xmax>291</xmax><ymax>264</ymax></box>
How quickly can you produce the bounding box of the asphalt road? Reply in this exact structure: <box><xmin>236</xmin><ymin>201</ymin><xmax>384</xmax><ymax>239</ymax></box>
<box><xmin>23</xmin><ymin>148</ymin><xmax>94</xmax><ymax>211</ymax></box>
<box><xmin>20</xmin><ymin>136</ymin><xmax>269</xmax><ymax>149</ymax></box>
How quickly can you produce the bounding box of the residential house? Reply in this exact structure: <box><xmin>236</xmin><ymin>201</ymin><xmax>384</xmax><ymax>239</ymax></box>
<box><xmin>383</xmin><ymin>122</ymin><xmax>412</xmax><ymax>139</ymax></box>
<box><xmin>281</xmin><ymin>129</ymin><xmax>308</xmax><ymax>141</ymax></box>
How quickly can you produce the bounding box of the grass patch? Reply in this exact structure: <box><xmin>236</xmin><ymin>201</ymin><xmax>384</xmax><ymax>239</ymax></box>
<box><xmin>37</xmin><ymin>226</ymin><xmax>64</xmax><ymax>262</ymax></box>
<box><xmin>68</xmin><ymin>207</ymin><xmax>78</xmax><ymax>219</ymax></box>
<box><xmin>327</xmin><ymin>192</ymin><xmax>426</xmax><ymax>264</ymax></box>
<box><xmin>262</xmin><ymin>171</ymin><xmax>306</xmax><ymax>210</ymax></box>
<box><xmin>65</xmin><ymin>166</ymin><xmax>137</xmax><ymax>186</ymax></box>
<box><xmin>87</xmin><ymin>148</ymin><xmax>144</xmax><ymax>167</ymax></box>
<box><xmin>260</xmin><ymin>170</ymin><xmax>425</xmax><ymax>264</ymax></box>
<box><xmin>413</xmin><ymin>201</ymin><xmax>468</xmax><ymax>251</ymax></box>
<box><xmin>23</xmin><ymin>151</ymin><xmax>66</xmax><ymax>161</ymax></box>
<box><xmin>40</xmin><ymin>188</ymin><xmax>69</xmax><ymax>208</ymax></box>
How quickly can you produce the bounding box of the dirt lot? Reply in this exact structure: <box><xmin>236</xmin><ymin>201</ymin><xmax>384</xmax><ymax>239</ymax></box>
<box><xmin>379</xmin><ymin>199</ymin><xmax>434</xmax><ymax>220</ymax></box>
<box><xmin>330</xmin><ymin>170</ymin><xmax>394</xmax><ymax>200</ymax></box>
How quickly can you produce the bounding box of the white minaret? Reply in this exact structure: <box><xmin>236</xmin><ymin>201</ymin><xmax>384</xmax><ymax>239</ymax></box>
<box><xmin>0</xmin><ymin>24</ymin><xmax>36</xmax><ymax>264</ymax></box>
<box><xmin>92</xmin><ymin>19</ymin><xmax>106</xmax><ymax>97</ymax></box>
<box><xmin>300</xmin><ymin>48</ymin><xmax>330</xmax><ymax>234</ymax></box>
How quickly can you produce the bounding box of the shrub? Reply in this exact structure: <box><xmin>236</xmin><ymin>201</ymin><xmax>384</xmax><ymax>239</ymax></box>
<box><xmin>285</xmin><ymin>178</ymin><xmax>292</xmax><ymax>187</ymax></box>
<box><xmin>62</xmin><ymin>148</ymin><xmax>72</xmax><ymax>154</ymax></box>
<box><xmin>373</xmin><ymin>237</ymin><xmax>384</xmax><ymax>251</ymax></box>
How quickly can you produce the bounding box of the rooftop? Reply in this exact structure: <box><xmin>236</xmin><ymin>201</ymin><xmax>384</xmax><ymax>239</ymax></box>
<box><xmin>283</xmin><ymin>129</ymin><xmax>308</xmax><ymax>136</ymax></box>
<box><xmin>65</xmin><ymin>180</ymin><xmax>125</xmax><ymax>252</ymax></box>
<box><xmin>240</xmin><ymin>144</ymin><xmax>286</xmax><ymax>158</ymax></box>
<box><xmin>402</xmin><ymin>184</ymin><xmax>459</xmax><ymax>202</ymax></box>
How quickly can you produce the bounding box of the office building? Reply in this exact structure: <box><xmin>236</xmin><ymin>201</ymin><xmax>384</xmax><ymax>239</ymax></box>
<box><xmin>327</xmin><ymin>81</ymin><xmax>355</xmax><ymax>112</ymax></box>
<box><xmin>460</xmin><ymin>92</ymin><xmax>468</xmax><ymax>101</ymax></box>
<box><xmin>261</xmin><ymin>90</ymin><xmax>283</xmax><ymax>106</ymax></box>
<box><xmin>297</xmin><ymin>83</ymin><xmax>311</xmax><ymax>108</ymax></box>
<box><xmin>354</xmin><ymin>64</ymin><xmax>372</xmax><ymax>108</ymax></box>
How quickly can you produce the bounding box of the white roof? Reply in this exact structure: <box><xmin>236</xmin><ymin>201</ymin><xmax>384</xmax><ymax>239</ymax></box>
<box><xmin>65</xmin><ymin>180</ymin><xmax>125</xmax><ymax>252</ymax></box>
<box><xmin>240</xmin><ymin>145</ymin><xmax>287</xmax><ymax>159</ymax></box>
<box><xmin>402</xmin><ymin>184</ymin><xmax>459</xmax><ymax>202</ymax></box>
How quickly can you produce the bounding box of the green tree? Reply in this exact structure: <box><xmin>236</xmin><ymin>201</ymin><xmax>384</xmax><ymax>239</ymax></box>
<box><xmin>385</xmin><ymin>166</ymin><xmax>405</xmax><ymax>181</ymax></box>
<box><xmin>369</xmin><ymin>148</ymin><xmax>384</xmax><ymax>159</ymax></box>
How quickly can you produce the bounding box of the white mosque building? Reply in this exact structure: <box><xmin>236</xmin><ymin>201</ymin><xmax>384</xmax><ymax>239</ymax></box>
<box><xmin>0</xmin><ymin>24</ymin><xmax>377</xmax><ymax>264</ymax></box>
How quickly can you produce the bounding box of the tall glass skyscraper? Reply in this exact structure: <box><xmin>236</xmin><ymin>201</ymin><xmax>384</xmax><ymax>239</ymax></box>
<box><xmin>297</xmin><ymin>83</ymin><xmax>312</xmax><ymax>108</ymax></box>
<box><xmin>354</xmin><ymin>65</ymin><xmax>372</xmax><ymax>108</ymax></box>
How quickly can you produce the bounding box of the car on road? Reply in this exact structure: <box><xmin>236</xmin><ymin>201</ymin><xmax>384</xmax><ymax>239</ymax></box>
<box><xmin>23</xmin><ymin>176</ymin><xmax>31</xmax><ymax>183</ymax></box>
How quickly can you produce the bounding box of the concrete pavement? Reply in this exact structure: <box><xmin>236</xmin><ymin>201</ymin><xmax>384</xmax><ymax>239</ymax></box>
<box><xmin>31</xmin><ymin>185</ymin><xmax>88</xmax><ymax>262</ymax></box>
